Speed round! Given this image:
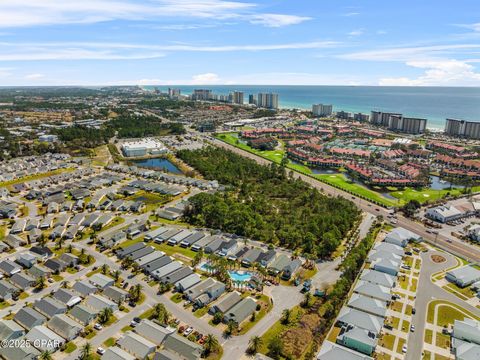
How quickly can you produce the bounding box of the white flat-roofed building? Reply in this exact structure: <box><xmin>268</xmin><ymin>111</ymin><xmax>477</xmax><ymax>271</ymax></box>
<box><xmin>121</xmin><ymin>138</ymin><xmax>168</xmax><ymax>157</ymax></box>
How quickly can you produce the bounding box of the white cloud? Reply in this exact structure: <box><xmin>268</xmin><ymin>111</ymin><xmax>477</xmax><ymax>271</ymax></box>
<box><xmin>0</xmin><ymin>0</ymin><xmax>308</xmax><ymax>28</ymax></box>
<box><xmin>343</xmin><ymin>12</ymin><xmax>360</xmax><ymax>17</ymax></box>
<box><xmin>24</xmin><ymin>73</ymin><xmax>45</xmax><ymax>80</ymax></box>
<box><xmin>348</xmin><ymin>29</ymin><xmax>364</xmax><ymax>37</ymax></box>
<box><xmin>0</xmin><ymin>41</ymin><xmax>338</xmax><ymax>61</ymax></box>
<box><xmin>379</xmin><ymin>59</ymin><xmax>480</xmax><ymax>86</ymax></box>
<box><xmin>191</xmin><ymin>72</ymin><xmax>221</xmax><ymax>84</ymax></box>
<box><xmin>0</xmin><ymin>67</ymin><xmax>13</xmax><ymax>77</ymax></box>
<box><xmin>249</xmin><ymin>14</ymin><xmax>311</xmax><ymax>27</ymax></box>
<box><xmin>339</xmin><ymin>44</ymin><xmax>480</xmax><ymax>61</ymax></box>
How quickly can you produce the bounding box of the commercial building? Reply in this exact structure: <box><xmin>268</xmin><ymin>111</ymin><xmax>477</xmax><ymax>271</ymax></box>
<box><xmin>257</xmin><ymin>93</ymin><xmax>279</xmax><ymax>109</ymax></box>
<box><xmin>121</xmin><ymin>138</ymin><xmax>168</xmax><ymax>158</ymax></box>
<box><xmin>426</xmin><ymin>205</ymin><xmax>464</xmax><ymax>223</ymax></box>
<box><xmin>312</xmin><ymin>104</ymin><xmax>333</xmax><ymax>117</ymax></box>
<box><xmin>445</xmin><ymin>118</ymin><xmax>480</xmax><ymax>139</ymax></box>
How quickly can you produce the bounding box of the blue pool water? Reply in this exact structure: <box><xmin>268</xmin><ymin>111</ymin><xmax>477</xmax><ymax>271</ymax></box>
<box><xmin>228</xmin><ymin>271</ymin><xmax>252</xmax><ymax>282</ymax></box>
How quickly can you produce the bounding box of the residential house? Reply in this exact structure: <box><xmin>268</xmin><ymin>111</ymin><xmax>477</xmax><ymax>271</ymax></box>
<box><xmin>282</xmin><ymin>259</ymin><xmax>303</xmax><ymax>280</ymax></box>
<box><xmin>0</xmin><ymin>260</ymin><xmax>22</xmax><ymax>277</ymax></box>
<box><xmin>10</xmin><ymin>272</ymin><xmax>36</xmax><ymax>290</ymax></box>
<box><xmin>163</xmin><ymin>333</ymin><xmax>203</xmax><ymax>360</ymax></box>
<box><xmin>223</xmin><ymin>297</ymin><xmax>257</xmax><ymax>324</ymax></box>
<box><xmin>317</xmin><ymin>341</ymin><xmax>374</xmax><ymax>360</ymax></box>
<box><xmin>134</xmin><ymin>319</ymin><xmax>174</xmax><ymax>345</ymax></box>
<box><xmin>337</xmin><ymin>325</ymin><xmax>378</xmax><ymax>356</ymax></box>
<box><xmin>14</xmin><ymin>307</ymin><xmax>47</xmax><ymax>330</ymax></box>
<box><xmin>53</xmin><ymin>288</ymin><xmax>82</xmax><ymax>307</ymax></box>
<box><xmin>73</xmin><ymin>280</ymin><xmax>98</xmax><ymax>297</ymax></box>
<box><xmin>175</xmin><ymin>273</ymin><xmax>202</xmax><ymax>293</ymax></box>
<box><xmin>47</xmin><ymin>314</ymin><xmax>83</xmax><ymax>341</ymax></box>
<box><xmin>103</xmin><ymin>286</ymin><xmax>128</xmax><ymax>303</ymax></box>
<box><xmin>25</xmin><ymin>325</ymin><xmax>65</xmax><ymax>352</ymax></box>
<box><xmin>446</xmin><ymin>266</ymin><xmax>480</xmax><ymax>288</ymax></box>
<box><xmin>85</xmin><ymin>294</ymin><xmax>118</xmax><ymax>312</ymax></box>
<box><xmin>117</xmin><ymin>331</ymin><xmax>156</xmax><ymax>359</ymax></box>
<box><xmin>0</xmin><ymin>320</ymin><xmax>24</xmax><ymax>340</ymax></box>
<box><xmin>34</xmin><ymin>297</ymin><xmax>67</xmax><ymax>318</ymax></box>
<box><xmin>69</xmin><ymin>304</ymin><xmax>98</xmax><ymax>325</ymax></box>
<box><xmin>15</xmin><ymin>252</ymin><xmax>38</xmax><ymax>269</ymax></box>
<box><xmin>89</xmin><ymin>273</ymin><xmax>115</xmax><ymax>289</ymax></box>
<box><xmin>384</xmin><ymin>227</ymin><xmax>422</xmax><ymax>247</ymax></box>
<box><xmin>209</xmin><ymin>291</ymin><xmax>242</xmax><ymax>315</ymax></box>
<box><xmin>44</xmin><ymin>258</ymin><xmax>67</xmax><ymax>273</ymax></box>
<box><xmin>103</xmin><ymin>346</ymin><xmax>136</xmax><ymax>360</ymax></box>
<box><xmin>0</xmin><ymin>280</ymin><xmax>20</xmax><ymax>301</ymax></box>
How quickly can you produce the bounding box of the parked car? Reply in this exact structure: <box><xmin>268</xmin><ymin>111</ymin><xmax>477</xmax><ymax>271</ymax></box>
<box><xmin>402</xmin><ymin>345</ymin><xmax>407</xmax><ymax>353</ymax></box>
<box><xmin>184</xmin><ymin>327</ymin><xmax>194</xmax><ymax>336</ymax></box>
<box><xmin>94</xmin><ymin>323</ymin><xmax>103</xmax><ymax>331</ymax></box>
<box><xmin>410</xmin><ymin>325</ymin><xmax>415</xmax><ymax>332</ymax></box>
<box><xmin>97</xmin><ymin>347</ymin><xmax>105</xmax><ymax>355</ymax></box>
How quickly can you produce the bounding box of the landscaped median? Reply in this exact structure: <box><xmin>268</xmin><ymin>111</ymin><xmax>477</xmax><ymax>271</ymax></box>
<box><xmin>426</xmin><ymin>299</ymin><xmax>480</xmax><ymax>326</ymax></box>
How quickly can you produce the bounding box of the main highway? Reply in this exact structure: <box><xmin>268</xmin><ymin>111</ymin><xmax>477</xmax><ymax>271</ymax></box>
<box><xmin>207</xmin><ymin>135</ymin><xmax>480</xmax><ymax>262</ymax></box>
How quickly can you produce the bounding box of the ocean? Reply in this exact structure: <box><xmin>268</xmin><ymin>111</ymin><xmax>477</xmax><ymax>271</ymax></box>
<box><xmin>144</xmin><ymin>85</ymin><xmax>480</xmax><ymax>130</ymax></box>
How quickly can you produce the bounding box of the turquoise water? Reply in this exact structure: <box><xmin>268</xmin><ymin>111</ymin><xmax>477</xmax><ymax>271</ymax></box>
<box><xmin>228</xmin><ymin>270</ymin><xmax>252</xmax><ymax>282</ymax></box>
<box><xmin>133</xmin><ymin>158</ymin><xmax>182</xmax><ymax>174</ymax></box>
<box><xmin>145</xmin><ymin>85</ymin><xmax>480</xmax><ymax>130</ymax></box>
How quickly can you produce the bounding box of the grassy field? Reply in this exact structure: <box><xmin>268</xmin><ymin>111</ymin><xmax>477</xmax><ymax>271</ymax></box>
<box><xmin>427</xmin><ymin>300</ymin><xmax>480</xmax><ymax>327</ymax></box>
<box><xmin>216</xmin><ymin>132</ymin><xmax>476</xmax><ymax>208</ymax></box>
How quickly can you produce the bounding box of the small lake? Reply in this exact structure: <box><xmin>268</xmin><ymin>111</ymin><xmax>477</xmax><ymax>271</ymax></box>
<box><xmin>132</xmin><ymin>158</ymin><xmax>183</xmax><ymax>174</ymax></box>
<box><xmin>429</xmin><ymin>175</ymin><xmax>463</xmax><ymax>190</ymax></box>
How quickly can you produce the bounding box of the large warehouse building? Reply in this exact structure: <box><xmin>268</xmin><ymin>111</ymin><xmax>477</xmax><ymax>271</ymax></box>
<box><xmin>121</xmin><ymin>139</ymin><xmax>168</xmax><ymax>157</ymax></box>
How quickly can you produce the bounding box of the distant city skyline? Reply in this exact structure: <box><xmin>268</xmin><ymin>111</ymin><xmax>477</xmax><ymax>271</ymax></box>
<box><xmin>0</xmin><ymin>0</ymin><xmax>479</xmax><ymax>86</ymax></box>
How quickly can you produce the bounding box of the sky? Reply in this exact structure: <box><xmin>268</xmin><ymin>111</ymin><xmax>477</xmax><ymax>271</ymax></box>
<box><xmin>0</xmin><ymin>0</ymin><xmax>480</xmax><ymax>86</ymax></box>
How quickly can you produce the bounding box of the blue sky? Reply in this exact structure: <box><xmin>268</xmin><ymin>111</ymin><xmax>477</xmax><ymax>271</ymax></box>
<box><xmin>0</xmin><ymin>0</ymin><xmax>479</xmax><ymax>86</ymax></box>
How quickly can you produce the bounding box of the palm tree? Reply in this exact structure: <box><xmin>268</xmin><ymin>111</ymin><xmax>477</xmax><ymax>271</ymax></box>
<box><xmin>35</xmin><ymin>276</ymin><xmax>46</xmax><ymax>290</ymax></box>
<box><xmin>153</xmin><ymin>303</ymin><xmax>170</xmax><ymax>325</ymax></box>
<box><xmin>203</xmin><ymin>334</ymin><xmax>219</xmax><ymax>355</ymax></box>
<box><xmin>98</xmin><ymin>307</ymin><xmax>113</xmax><ymax>324</ymax></box>
<box><xmin>281</xmin><ymin>309</ymin><xmax>291</xmax><ymax>325</ymax></box>
<box><xmin>101</xmin><ymin>263</ymin><xmax>109</xmax><ymax>275</ymax></box>
<box><xmin>39</xmin><ymin>351</ymin><xmax>52</xmax><ymax>360</ymax></box>
<box><xmin>303</xmin><ymin>292</ymin><xmax>312</xmax><ymax>308</ymax></box>
<box><xmin>112</xmin><ymin>270</ymin><xmax>121</xmax><ymax>282</ymax></box>
<box><xmin>79</xmin><ymin>342</ymin><xmax>92</xmax><ymax>360</ymax></box>
<box><xmin>248</xmin><ymin>335</ymin><xmax>263</xmax><ymax>354</ymax></box>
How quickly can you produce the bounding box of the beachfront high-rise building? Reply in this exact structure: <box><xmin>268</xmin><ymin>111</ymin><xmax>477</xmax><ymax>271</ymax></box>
<box><xmin>388</xmin><ymin>115</ymin><xmax>427</xmax><ymax>134</ymax></box>
<box><xmin>192</xmin><ymin>89</ymin><xmax>212</xmax><ymax>101</ymax></box>
<box><xmin>354</xmin><ymin>113</ymin><xmax>370</xmax><ymax>122</ymax></box>
<box><xmin>401</xmin><ymin>117</ymin><xmax>427</xmax><ymax>134</ymax></box>
<box><xmin>168</xmin><ymin>88</ymin><xmax>181</xmax><ymax>99</ymax></box>
<box><xmin>370</xmin><ymin>111</ymin><xmax>402</xmax><ymax>126</ymax></box>
<box><xmin>445</xmin><ymin>118</ymin><xmax>480</xmax><ymax>139</ymax></box>
<box><xmin>336</xmin><ymin>111</ymin><xmax>352</xmax><ymax>120</ymax></box>
<box><xmin>257</xmin><ymin>93</ymin><xmax>279</xmax><ymax>109</ymax></box>
<box><xmin>248</xmin><ymin>94</ymin><xmax>256</xmax><ymax>105</ymax></box>
<box><xmin>312</xmin><ymin>104</ymin><xmax>333</xmax><ymax>117</ymax></box>
<box><xmin>231</xmin><ymin>91</ymin><xmax>244</xmax><ymax>105</ymax></box>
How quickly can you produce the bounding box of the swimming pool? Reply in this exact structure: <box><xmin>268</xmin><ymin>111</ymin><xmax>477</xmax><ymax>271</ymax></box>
<box><xmin>228</xmin><ymin>270</ymin><xmax>252</xmax><ymax>282</ymax></box>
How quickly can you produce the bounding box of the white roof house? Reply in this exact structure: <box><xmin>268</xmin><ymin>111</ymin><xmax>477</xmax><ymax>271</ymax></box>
<box><xmin>117</xmin><ymin>331</ymin><xmax>156</xmax><ymax>359</ymax></box>
<box><xmin>317</xmin><ymin>341</ymin><xmax>374</xmax><ymax>360</ymax></box>
<box><xmin>103</xmin><ymin>346</ymin><xmax>136</xmax><ymax>360</ymax></box>
<box><xmin>384</xmin><ymin>227</ymin><xmax>421</xmax><ymax>247</ymax></box>
<box><xmin>446</xmin><ymin>266</ymin><xmax>480</xmax><ymax>288</ymax></box>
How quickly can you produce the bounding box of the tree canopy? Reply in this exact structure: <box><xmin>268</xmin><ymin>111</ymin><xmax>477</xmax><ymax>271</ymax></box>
<box><xmin>177</xmin><ymin>146</ymin><xmax>360</xmax><ymax>258</ymax></box>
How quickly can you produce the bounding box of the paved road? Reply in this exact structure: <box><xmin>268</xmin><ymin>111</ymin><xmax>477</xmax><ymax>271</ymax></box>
<box><xmin>406</xmin><ymin>250</ymin><xmax>480</xmax><ymax>360</ymax></box>
<box><xmin>211</xmin><ymin>137</ymin><xmax>480</xmax><ymax>262</ymax></box>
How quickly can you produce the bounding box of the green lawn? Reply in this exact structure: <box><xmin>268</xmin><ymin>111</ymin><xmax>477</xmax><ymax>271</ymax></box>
<box><xmin>152</xmin><ymin>242</ymin><xmax>196</xmax><ymax>260</ymax></box>
<box><xmin>425</xmin><ymin>329</ymin><xmax>433</xmax><ymax>344</ymax></box>
<box><xmin>194</xmin><ymin>306</ymin><xmax>210</xmax><ymax>318</ymax></box>
<box><xmin>64</xmin><ymin>342</ymin><xmax>77</xmax><ymax>353</ymax></box>
<box><xmin>380</xmin><ymin>333</ymin><xmax>396</xmax><ymax>351</ymax></box>
<box><xmin>427</xmin><ymin>300</ymin><xmax>480</xmax><ymax>327</ymax></box>
<box><xmin>103</xmin><ymin>337</ymin><xmax>116</xmax><ymax>347</ymax></box>
<box><xmin>170</xmin><ymin>294</ymin><xmax>183</xmax><ymax>303</ymax></box>
<box><xmin>390</xmin><ymin>186</ymin><xmax>480</xmax><ymax>204</ymax></box>
<box><xmin>0</xmin><ymin>168</ymin><xmax>74</xmax><ymax>187</ymax></box>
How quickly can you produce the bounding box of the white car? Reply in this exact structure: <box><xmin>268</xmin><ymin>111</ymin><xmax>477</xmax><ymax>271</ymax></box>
<box><xmin>184</xmin><ymin>327</ymin><xmax>194</xmax><ymax>336</ymax></box>
<box><xmin>97</xmin><ymin>347</ymin><xmax>105</xmax><ymax>355</ymax></box>
<box><xmin>410</xmin><ymin>324</ymin><xmax>415</xmax><ymax>332</ymax></box>
<box><xmin>402</xmin><ymin>344</ymin><xmax>407</xmax><ymax>353</ymax></box>
<box><xmin>94</xmin><ymin>323</ymin><xmax>103</xmax><ymax>331</ymax></box>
